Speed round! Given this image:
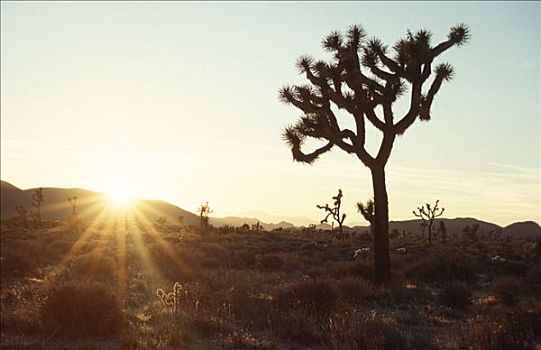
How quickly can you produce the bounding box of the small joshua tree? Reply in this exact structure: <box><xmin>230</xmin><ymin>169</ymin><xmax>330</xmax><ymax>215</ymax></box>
<box><xmin>413</xmin><ymin>200</ymin><xmax>444</xmax><ymax>244</ymax></box>
<box><xmin>67</xmin><ymin>196</ymin><xmax>78</xmax><ymax>215</ymax></box>
<box><xmin>198</xmin><ymin>202</ymin><xmax>213</xmax><ymax>231</ymax></box>
<box><xmin>317</xmin><ymin>189</ymin><xmax>346</xmax><ymax>238</ymax></box>
<box><xmin>32</xmin><ymin>188</ymin><xmax>44</xmax><ymax>228</ymax></box>
<box><xmin>280</xmin><ymin>24</ymin><xmax>470</xmax><ymax>282</ymax></box>
<box><xmin>357</xmin><ymin>198</ymin><xmax>375</xmax><ymax>235</ymax></box>
<box><xmin>15</xmin><ymin>206</ymin><xmax>28</xmax><ymax>228</ymax></box>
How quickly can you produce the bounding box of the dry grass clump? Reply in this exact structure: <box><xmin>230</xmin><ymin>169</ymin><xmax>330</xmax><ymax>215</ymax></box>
<box><xmin>327</xmin><ymin>311</ymin><xmax>432</xmax><ymax>350</ymax></box>
<box><xmin>274</xmin><ymin>278</ymin><xmax>338</xmax><ymax>316</ymax></box>
<box><xmin>40</xmin><ymin>280</ymin><xmax>123</xmax><ymax>338</ymax></box>
<box><xmin>463</xmin><ymin>310</ymin><xmax>541</xmax><ymax>350</ymax></box>
<box><xmin>403</xmin><ymin>250</ymin><xmax>477</xmax><ymax>283</ymax></box>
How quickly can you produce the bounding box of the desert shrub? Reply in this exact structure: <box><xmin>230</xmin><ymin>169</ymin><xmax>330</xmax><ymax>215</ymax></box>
<box><xmin>336</xmin><ymin>277</ymin><xmax>388</xmax><ymax>304</ymax></box>
<box><xmin>271</xmin><ymin>312</ymin><xmax>322</xmax><ymax>345</ymax></box>
<box><xmin>499</xmin><ymin>259</ymin><xmax>529</xmax><ymax>276</ymax></box>
<box><xmin>41</xmin><ymin>281</ymin><xmax>122</xmax><ymax>337</ymax></box>
<box><xmin>464</xmin><ymin>311</ymin><xmax>541</xmax><ymax>350</ymax></box>
<box><xmin>491</xmin><ymin>276</ymin><xmax>523</xmax><ymax>305</ymax></box>
<box><xmin>256</xmin><ymin>254</ymin><xmax>284</xmax><ymax>271</ymax></box>
<box><xmin>274</xmin><ymin>279</ymin><xmax>337</xmax><ymax>316</ymax></box>
<box><xmin>147</xmin><ymin>244</ymin><xmax>194</xmax><ymax>281</ymax></box>
<box><xmin>71</xmin><ymin>252</ymin><xmax>116</xmax><ymax>280</ymax></box>
<box><xmin>438</xmin><ymin>281</ymin><xmax>471</xmax><ymax>309</ymax></box>
<box><xmin>327</xmin><ymin>261</ymin><xmax>374</xmax><ymax>280</ymax></box>
<box><xmin>0</xmin><ymin>246</ymin><xmax>40</xmax><ymax>277</ymax></box>
<box><xmin>404</xmin><ymin>251</ymin><xmax>477</xmax><ymax>283</ymax></box>
<box><xmin>230</xmin><ymin>251</ymin><xmax>256</xmax><ymax>268</ymax></box>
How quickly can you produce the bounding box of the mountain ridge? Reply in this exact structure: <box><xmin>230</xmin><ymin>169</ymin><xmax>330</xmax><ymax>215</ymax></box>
<box><xmin>1</xmin><ymin>180</ymin><xmax>539</xmax><ymax>237</ymax></box>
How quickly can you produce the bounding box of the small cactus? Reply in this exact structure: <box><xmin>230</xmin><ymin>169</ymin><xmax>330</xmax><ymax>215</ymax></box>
<box><xmin>156</xmin><ymin>282</ymin><xmax>185</xmax><ymax>313</ymax></box>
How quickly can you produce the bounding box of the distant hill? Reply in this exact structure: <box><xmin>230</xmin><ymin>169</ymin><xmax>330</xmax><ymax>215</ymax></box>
<box><xmin>502</xmin><ymin>221</ymin><xmax>541</xmax><ymax>239</ymax></box>
<box><xmin>0</xmin><ymin>180</ymin><xmax>199</xmax><ymax>226</ymax></box>
<box><xmin>1</xmin><ymin>180</ymin><xmax>539</xmax><ymax>238</ymax></box>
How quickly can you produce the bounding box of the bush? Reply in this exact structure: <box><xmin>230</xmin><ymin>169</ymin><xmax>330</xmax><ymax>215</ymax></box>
<box><xmin>0</xmin><ymin>246</ymin><xmax>39</xmax><ymax>277</ymax></box>
<box><xmin>465</xmin><ymin>311</ymin><xmax>541</xmax><ymax>350</ymax></box>
<box><xmin>491</xmin><ymin>276</ymin><xmax>523</xmax><ymax>306</ymax></box>
<box><xmin>336</xmin><ymin>277</ymin><xmax>388</xmax><ymax>304</ymax></box>
<box><xmin>274</xmin><ymin>279</ymin><xmax>338</xmax><ymax>315</ymax></box>
<box><xmin>438</xmin><ymin>281</ymin><xmax>471</xmax><ymax>309</ymax></box>
<box><xmin>257</xmin><ymin>254</ymin><xmax>284</xmax><ymax>271</ymax></box>
<box><xmin>40</xmin><ymin>281</ymin><xmax>123</xmax><ymax>337</ymax></box>
<box><xmin>404</xmin><ymin>251</ymin><xmax>477</xmax><ymax>283</ymax></box>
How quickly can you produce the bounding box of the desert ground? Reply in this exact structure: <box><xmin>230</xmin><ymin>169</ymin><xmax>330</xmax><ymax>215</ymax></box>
<box><xmin>1</xmin><ymin>215</ymin><xmax>540</xmax><ymax>350</ymax></box>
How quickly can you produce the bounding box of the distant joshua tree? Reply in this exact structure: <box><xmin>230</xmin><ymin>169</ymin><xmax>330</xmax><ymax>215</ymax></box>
<box><xmin>198</xmin><ymin>202</ymin><xmax>213</xmax><ymax>231</ymax></box>
<box><xmin>280</xmin><ymin>24</ymin><xmax>470</xmax><ymax>282</ymax></box>
<box><xmin>68</xmin><ymin>196</ymin><xmax>78</xmax><ymax>215</ymax></box>
<box><xmin>463</xmin><ymin>223</ymin><xmax>480</xmax><ymax>240</ymax></box>
<box><xmin>317</xmin><ymin>189</ymin><xmax>346</xmax><ymax>238</ymax></box>
<box><xmin>413</xmin><ymin>200</ymin><xmax>445</xmax><ymax>244</ymax></box>
<box><xmin>32</xmin><ymin>188</ymin><xmax>44</xmax><ymax>228</ymax></box>
<box><xmin>15</xmin><ymin>206</ymin><xmax>28</xmax><ymax>228</ymax></box>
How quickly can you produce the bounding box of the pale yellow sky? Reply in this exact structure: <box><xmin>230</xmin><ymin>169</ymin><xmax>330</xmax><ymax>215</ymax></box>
<box><xmin>1</xmin><ymin>2</ymin><xmax>539</xmax><ymax>226</ymax></box>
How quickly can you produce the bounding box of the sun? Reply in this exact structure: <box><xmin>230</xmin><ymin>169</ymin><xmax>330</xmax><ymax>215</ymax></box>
<box><xmin>104</xmin><ymin>184</ymin><xmax>135</xmax><ymax>209</ymax></box>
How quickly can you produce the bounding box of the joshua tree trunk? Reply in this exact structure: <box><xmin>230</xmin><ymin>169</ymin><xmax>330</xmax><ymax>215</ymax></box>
<box><xmin>371</xmin><ymin>166</ymin><xmax>390</xmax><ymax>283</ymax></box>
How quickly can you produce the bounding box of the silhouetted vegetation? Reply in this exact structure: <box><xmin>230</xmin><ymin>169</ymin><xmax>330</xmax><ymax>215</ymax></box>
<box><xmin>413</xmin><ymin>200</ymin><xmax>445</xmax><ymax>243</ymax></box>
<box><xmin>280</xmin><ymin>24</ymin><xmax>470</xmax><ymax>282</ymax></box>
<box><xmin>317</xmin><ymin>189</ymin><xmax>346</xmax><ymax>238</ymax></box>
<box><xmin>198</xmin><ymin>201</ymin><xmax>213</xmax><ymax>232</ymax></box>
<box><xmin>32</xmin><ymin>187</ymin><xmax>44</xmax><ymax>228</ymax></box>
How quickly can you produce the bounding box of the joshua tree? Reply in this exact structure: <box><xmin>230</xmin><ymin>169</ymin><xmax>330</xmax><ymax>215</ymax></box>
<box><xmin>317</xmin><ymin>189</ymin><xmax>346</xmax><ymax>238</ymax></box>
<box><xmin>280</xmin><ymin>24</ymin><xmax>469</xmax><ymax>282</ymax></box>
<box><xmin>357</xmin><ymin>198</ymin><xmax>375</xmax><ymax>234</ymax></box>
<box><xmin>15</xmin><ymin>206</ymin><xmax>28</xmax><ymax>228</ymax></box>
<box><xmin>68</xmin><ymin>196</ymin><xmax>78</xmax><ymax>215</ymax></box>
<box><xmin>32</xmin><ymin>188</ymin><xmax>44</xmax><ymax>228</ymax></box>
<box><xmin>413</xmin><ymin>200</ymin><xmax>445</xmax><ymax>244</ymax></box>
<box><xmin>198</xmin><ymin>202</ymin><xmax>213</xmax><ymax>231</ymax></box>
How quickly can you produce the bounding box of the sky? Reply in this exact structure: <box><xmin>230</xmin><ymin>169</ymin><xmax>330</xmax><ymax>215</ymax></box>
<box><xmin>1</xmin><ymin>1</ymin><xmax>539</xmax><ymax>226</ymax></box>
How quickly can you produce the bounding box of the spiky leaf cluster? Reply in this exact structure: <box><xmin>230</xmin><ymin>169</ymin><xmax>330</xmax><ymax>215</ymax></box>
<box><xmin>357</xmin><ymin>198</ymin><xmax>375</xmax><ymax>225</ymax></box>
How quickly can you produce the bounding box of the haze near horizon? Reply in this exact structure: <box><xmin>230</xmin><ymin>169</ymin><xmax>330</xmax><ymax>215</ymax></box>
<box><xmin>1</xmin><ymin>2</ymin><xmax>539</xmax><ymax>226</ymax></box>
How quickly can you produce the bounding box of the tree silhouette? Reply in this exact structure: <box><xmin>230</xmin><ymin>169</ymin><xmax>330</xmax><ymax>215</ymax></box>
<box><xmin>32</xmin><ymin>188</ymin><xmax>44</xmax><ymax>228</ymax></box>
<box><xmin>280</xmin><ymin>24</ymin><xmax>469</xmax><ymax>282</ymax></box>
<box><xmin>198</xmin><ymin>202</ymin><xmax>213</xmax><ymax>231</ymax></box>
<box><xmin>68</xmin><ymin>196</ymin><xmax>78</xmax><ymax>215</ymax></box>
<box><xmin>413</xmin><ymin>200</ymin><xmax>445</xmax><ymax>244</ymax></box>
<box><xmin>317</xmin><ymin>189</ymin><xmax>346</xmax><ymax>238</ymax></box>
